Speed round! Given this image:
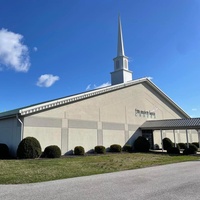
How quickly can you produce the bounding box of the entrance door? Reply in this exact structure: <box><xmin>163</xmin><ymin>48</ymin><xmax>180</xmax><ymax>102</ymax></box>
<box><xmin>142</xmin><ymin>130</ymin><xmax>154</xmax><ymax>149</ymax></box>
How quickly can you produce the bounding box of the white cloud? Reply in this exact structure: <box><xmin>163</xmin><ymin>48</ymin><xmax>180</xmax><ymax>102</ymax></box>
<box><xmin>192</xmin><ymin>108</ymin><xmax>197</xmax><ymax>111</ymax></box>
<box><xmin>86</xmin><ymin>84</ymin><xmax>91</xmax><ymax>90</ymax></box>
<box><xmin>86</xmin><ymin>82</ymin><xmax>111</xmax><ymax>90</ymax></box>
<box><xmin>95</xmin><ymin>82</ymin><xmax>111</xmax><ymax>89</ymax></box>
<box><xmin>0</xmin><ymin>28</ymin><xmax>30</xmax><ymax>72</ymax></box>
<box><xmin>36</xmin><ymin>74</ymin><xmax>60</xmax><ymax>87</ymax></box>
<box><xmin>147</xmin><ymin>77</ymin><xmax>153</xmax><ymax>80</ymax></box>
<box><xmin>33</xmin><ymin>47</ymin><xmax>38</xmax><ymax>52</ymax></box>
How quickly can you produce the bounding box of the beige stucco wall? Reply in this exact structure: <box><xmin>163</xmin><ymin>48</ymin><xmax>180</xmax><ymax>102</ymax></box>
<box><xmin>68</xmin><ymin>128</ymin><xmax>97</xmax><ymax>152</ymax></box>
<box><xmin>23</xmin><ymin>82</ymin><xmax>191</xmax><ymax>154</ymax></box>
<box><xmin>102</xmin><ymin>130</ymin><xmax>125</xmax><ymax>148</ymax></box>
<box><xmin>23</xmin><ymin>127</ymin><xmax>61</xmax><ymax>151</ymax></box>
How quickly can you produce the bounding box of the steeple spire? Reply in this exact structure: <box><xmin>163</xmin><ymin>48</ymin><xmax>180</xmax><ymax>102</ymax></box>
<box><xmin>117</xmin><ymin>15</ymin><xmax>125</xmax><ymax>56</ymax></box>
<box><xmin>111</xmin><ymin>15</ymin><xmax>133</xmax><ymax>85</ymax></box>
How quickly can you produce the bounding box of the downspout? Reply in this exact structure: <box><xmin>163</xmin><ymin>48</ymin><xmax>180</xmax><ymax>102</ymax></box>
<box><xmin>16</xmin><ymin>114</ymin><xmax>24</xmax><ymax>140</ymax></box>
<box><xmin>198</xmin><ymin>130</ymin><xmax>200</xmax><ymax>150</ymax></box>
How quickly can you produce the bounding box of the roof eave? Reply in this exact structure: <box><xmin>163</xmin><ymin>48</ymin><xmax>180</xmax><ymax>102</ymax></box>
<box><xmin>18</xmin><ymin>78</ymin><xmax>148</xmax><ymax>116</ymax></box>
<box><xmin>140</xmin><ymin>126</ymin><xmax>200</xmax><ymax>130</ymax></box>
<box><xmin>0</xmin><ymin>109</ymin><xmax>20</xmax><ymax>119</ymax></box>
<box><xmin>145</xmin><ymin>79</ymin><xmax>190</xmax><ymax>118</ymax></box>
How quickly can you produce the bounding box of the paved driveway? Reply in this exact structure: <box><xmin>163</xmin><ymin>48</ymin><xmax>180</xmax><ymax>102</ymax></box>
<box><xmin>0</xmin><ymin>161</ymin><xmax>200</xmax><ymax>200</ymax></box>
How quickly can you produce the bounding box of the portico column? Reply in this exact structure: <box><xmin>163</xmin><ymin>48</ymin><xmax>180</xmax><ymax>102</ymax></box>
<box><xmin>198</xmin><ymin>130</ymin><xmax>200</xmax><ymax>149</ymax></box>
<box><xmin>160</xmin><ymin>129</ymin><xmax>163</xmax><ymax>152</ymax></box>
<box><xmin>186</xmin><ymin>129</ymin><xmax>189</xmax><ymax>148</ymax></box>
<box><xmin>173</xmin><ymin>130</ymin><xmax>176</xmax><ymax>147</ymax></box>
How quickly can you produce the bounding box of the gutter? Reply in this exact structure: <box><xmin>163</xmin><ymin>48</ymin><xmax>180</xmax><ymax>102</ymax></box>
<box><xmin>16</xmin><ymin>114</ymin><xmax>24</xmax><ymax>140</ymax></box>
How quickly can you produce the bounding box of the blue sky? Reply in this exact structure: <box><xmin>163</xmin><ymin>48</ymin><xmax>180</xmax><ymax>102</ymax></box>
<box><xmin>0</xmin><ymin>0</ymin><xmax>200</xmax><ymax>117</ymax></box>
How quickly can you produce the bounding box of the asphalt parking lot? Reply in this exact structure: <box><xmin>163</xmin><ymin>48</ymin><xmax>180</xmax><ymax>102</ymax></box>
<box><xmin>0</xmin><ymin>161</ymin><xmax>200</xmax><ymax>200</ymax></box>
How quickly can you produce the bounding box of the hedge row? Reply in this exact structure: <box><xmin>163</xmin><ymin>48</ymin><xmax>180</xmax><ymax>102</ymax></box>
<box><xmin>0</xmin><ymin>136</ymin><xmax>155</xmax><ymax>158</ymax></box>
<box><xmin>17</xmin><ymin>137</ymin><xmax>61</xmax><ymax>159</ymax></box>
<box><xmin>74</xmin><ymin>144</ymin><xmax>122</xmax><ymax>155</ymax></box>
<box><xmin>163</xmin><ymin>138</ymin><xmax>198</xmax><ymax>155</ymax></box>
<box><xmin>74</xmin><ymin>136</ymin><xmax>151</xmax><ymax>155</ymax></box>
<box><xmin>167</xmin><ymin>146</ymin><xmax>197</xmax><ymax>155</ymax></box>
<box><xmin>1</xmin><ymin>136</ymin><xmax>199</xmax><ymax>159</ymax></box>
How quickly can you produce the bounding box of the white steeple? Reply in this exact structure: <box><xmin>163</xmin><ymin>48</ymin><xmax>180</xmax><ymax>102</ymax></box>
<box><xmin>117</xmin><ymin>15</ymin><xmax>125</xmax><ymax>56</ymax></box>
<box><xmin>111</xmin><ymin>15</ymin><xmax>133</xmax><ymax>85</ymax></box>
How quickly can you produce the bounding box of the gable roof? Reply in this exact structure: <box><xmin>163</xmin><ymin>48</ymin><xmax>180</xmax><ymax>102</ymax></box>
<box><xmin>0</xmin><ymin>77</ymin><xmax>190</xmax><ymax>119</ymax></box>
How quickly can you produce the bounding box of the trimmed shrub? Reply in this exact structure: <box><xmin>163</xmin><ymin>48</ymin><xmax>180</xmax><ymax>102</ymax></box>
<box><xmin>167</xmin><ymin>147</ymin><xmax>180</xmax><ymax>154</ymax></box>
<box><xmin>0</xmin><ymin>143</ymin><xmax>9</xmax><ymax>159</ymax></box>
<box><xmin>192</xmin><ymin>142</ymin><xmax>199</xmax><ymax>148</ymax></box>
<box><xmin>43</xmin><ymin>145</ymin><xmax>61</xmax><ymax>158</ymax></box>
<box><xmin>110</xmin><ymin>144</ymin><xmax>122</xmax><ymax>152</ymax></box>
<box><xmin>154</xmin><ymin>144</ymin><xmax>160</xmax><ymax>150</ymax></box>
<box><xmin>74</xmin><ymin>146</ymin><xmax>85</xmax><ymax>155</ymax></box>
<box><xmin>175</xmin><ymin>144</ymin><xmax>180</xmax><ymax>149</ymax></box>
<box><xmin>178</xmin><ymin>143</ymin><xmax>187</xmax><ymax>149</ymax></box>
<box><xmin>94</xmin><ymin>145</ymin><xmax>106</xmax><ymax>154</ymax></box>
<box><xmin>17</xmin><ymin>137</ymin><xmax>42</xmax><ymax>159</ymax></box>
<box><xmin>188</xmin><ymin>143</ymin><xmax>198</xmax><ymax>151</ymax></box>
<box><xmin>162</xmin><ymin>138</ymin><xmax>173</xmax><ymax>150</ymax></box>
<box><xmin>172</xmin><ymin>143</ymin><xmax>180</xmax><ymax>149</ymax></box>
<box><xmin>122</xmin><ymin>144</ymin><xmax>133</xmax><ymax>153</ymax></box>
<box><xmin>183</xmin><ymin>147</ymin><xmax>197</xmax><ymax>155</ymax></box>
<box><xmin>134</xmin><ymin>136</ymin><xmax>150</xmax><ymax>152</ymax></box>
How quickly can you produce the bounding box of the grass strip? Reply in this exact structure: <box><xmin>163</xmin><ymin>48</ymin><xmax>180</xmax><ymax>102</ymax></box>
<box><xmin>0</xmin><ymin>152</ymin><xmax>199</xmax><ymax>184</ymax></box>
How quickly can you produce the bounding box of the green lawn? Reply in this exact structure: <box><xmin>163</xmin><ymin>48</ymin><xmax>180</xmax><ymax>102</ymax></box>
<box><xmin>0</xmin><ymin>152</ymin><xmax>199</xmax><ymax>184</ymax></box>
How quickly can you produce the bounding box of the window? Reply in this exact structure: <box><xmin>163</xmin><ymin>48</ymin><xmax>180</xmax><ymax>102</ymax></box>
<box><xmin>124</xmin><ymin>60</ymin><xmax>128</xmax><ymax>69</ymax></box>
<box><xmin>116</xmin><ymin>60</ymin><xmax>120</xmax><ymax>70</ymax></box>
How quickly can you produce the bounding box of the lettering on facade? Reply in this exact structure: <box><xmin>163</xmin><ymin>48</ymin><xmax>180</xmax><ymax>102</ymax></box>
<box><xmin>135</xmin><ymin>109</ymin><xmax>156</xmax><ymax>118</ymax></box>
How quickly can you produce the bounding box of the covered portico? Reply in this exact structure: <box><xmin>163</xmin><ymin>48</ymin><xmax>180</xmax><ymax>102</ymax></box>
<box><xmin>140</xmin><ymin>118</ymin><xmax>200</xmax><ymax>150</ymax></box>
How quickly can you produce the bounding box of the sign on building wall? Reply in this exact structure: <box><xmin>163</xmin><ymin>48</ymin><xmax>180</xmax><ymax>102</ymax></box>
<box><xmin>135</xmin><ymin>109</ymin><xmax>156</xmax><ymax>118</ymax></box>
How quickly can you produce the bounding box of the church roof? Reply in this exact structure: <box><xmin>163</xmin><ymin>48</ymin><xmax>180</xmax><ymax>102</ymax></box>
<box><xmin>0</xmin><ymin>77</ymin><xmax>190</xmax><ymax>119</ymax></box>
<box><xmin>140</xmin><ymin>118</ymin><xmax>200</xmax><ymax>130</ymax></box>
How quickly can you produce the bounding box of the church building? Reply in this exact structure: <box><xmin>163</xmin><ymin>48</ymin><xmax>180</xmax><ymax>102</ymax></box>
<box><xmin>0</xmin><ymin>16</ymin><xmax>199</xmax><ymax>156</ymax></box>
